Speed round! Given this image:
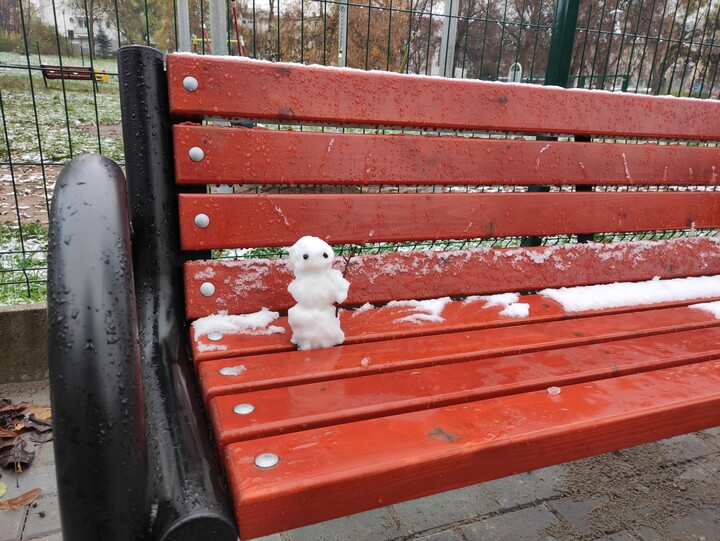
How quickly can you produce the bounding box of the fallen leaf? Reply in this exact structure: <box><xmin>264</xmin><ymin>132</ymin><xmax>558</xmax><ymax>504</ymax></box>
<box><xmin>12</xmin><ymin>424</ymin><xmax>24</xmax><ymax>432</ymax></box>
<box><xmin>0</xmin><ymin>440</ymin><xmax>34</xmax><ymax>469</ymax></box>
<box><xmin>29</xmin><ymin>432</ymin><xmax>53</xmax><ymax>444</ymax></box>
<box><xmin>0</xmin><ymin>488</ymin><xmax>42</xmax><ymax>510</ymax></box>
<box><xmin>0</xmin><ymin>481</ymin><xmax>6</xmax><ymax>498</ymax></box>
<box><xmin>23</xmin><ymin>406</ymin><xmax>51</xmax><ymax>421</ymax></box>
<box><xmin>0</xmin><ymin>428</ymin><xmax>16</xmax><ymax>438</ymax></box>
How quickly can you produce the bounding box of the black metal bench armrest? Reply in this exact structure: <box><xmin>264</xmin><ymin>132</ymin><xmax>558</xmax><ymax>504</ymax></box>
<box><xmin>48</xmin><ymin>154</ymin><xmax>149</xmax><ymax>539</ymax></box>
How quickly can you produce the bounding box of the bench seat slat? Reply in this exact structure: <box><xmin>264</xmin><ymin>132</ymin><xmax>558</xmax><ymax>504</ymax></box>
<box><xmin>173</xmin><ymin>125</ymin><xmax>720</xmax><ymax>186</ymax></box>
<box><xmin>184</xmin><ymin>237</ymin><xmax>720</xmax><ymax>318</ymax></box>
<box><xmin>198</xmin><ymin>305</ymin><xmax>719</xmax><ymax>399</ymax></box>
<box><xmin>191</xmin><ymin>294</ymin><xmax>720</xmax><ymax>362</ymax></box>
<box><xmin>210</xmin><ymin>326</ymin><xmax>720</xmax><ymax>444</ymax></box>
<box><xmin>224</xmin><ymin>360</ymin><xmax>720</xmax><ymax>539</ymax></box>
<box><xmin>167</xmin><ymin>55</ymin><xmax>720</xmax><ymax>141</ymax></box>
<box><xmin>179</xmin><ymin>191</ymin><xmax>720</xmax><ymax>250</ymax></box>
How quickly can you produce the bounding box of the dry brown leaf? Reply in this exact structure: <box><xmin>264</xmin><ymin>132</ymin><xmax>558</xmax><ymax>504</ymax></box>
<box><xmin>23</xmin><ymin>406</ymin><xmax>51</xmax><ymax>421</ymax></box>
<box><xmin>0</xmin><ymin>488</ymin><xmax>42</xmax><ymax>510</ymax></box>
<box><xmin>0</xmin><ymin>428</ymin><xmax>16</xmax><ymax>438</ymax></box>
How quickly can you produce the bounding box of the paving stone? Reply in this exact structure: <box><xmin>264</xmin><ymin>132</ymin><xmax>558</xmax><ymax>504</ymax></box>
<box><xmin>0</xmin><ymin>506</ymin><xmax>26</xmax><ymax>541</ymax></box>
<box><xmin>36</xmin><ymin>443</ymin><xmax>55</xmax><ymax>467</ymax></box>
<box><xmin>22</xmin><ymin>495</ymin><xmax>61</xmax><ymax>539</ymax></box>
<box><xmin>658</xmin><ymin>433</ymin><xmax>715</xmax><ymax>462</ymax></box>
<box><xmin>1</xmin><ymin>465</ymin><xmax>57</xmax><ymax>501</ymax></box>
<box><xmin>482</xmin><ymin>465</ymin><xmax>565</xmax><ymax>509</ymax></box>
<box><xmin>392</xmin><ymin>484</ymin><xmax>498</xmax><ymax>533</ymax></box>
<box><xmin>253</xmin><ymin>535</ymin><xmax>281</xmax><ymax>541</ymax></box>
<box><xmin>460</xmin><ymin>504</ymin><xmax>559</xmax><ymax>541</ymax></box>
<box><xmin>634</xmin><ymin>526</ymin><xmax>663</xmax><ymax>541</ymax></box>
<box><xmin>666</xmin><ymin>508</ymin><xmax>720</xmax><ymax>540</ymax></box>
<box><xmin>415</xmin><ymin>529</ymin><xmax>464</xmax><ymax>541</ymax></box>
<box><xmin>590</xmin><ymin>533</ymin><xmax>638</xmax><ymax>541</ymax></box>
<box><xmin>549</xmin><ymin>495</ymin><xmax>610</xmax><ymax>535</ymax></box>
<box><xmin>286</xmin><ymin>507</ymin><xmax>401</xmax><ymax>541</ymax></box>
<box><xmin>677</xmin><ymin>463</ymin><xmax>710</xmax><ymax>483</ymax></box>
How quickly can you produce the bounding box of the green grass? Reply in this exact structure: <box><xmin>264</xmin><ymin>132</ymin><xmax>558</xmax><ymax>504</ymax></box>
<box><xmin>1</xmin><ymin>52</ymin><xmax>124</xmax><ymax>164</ymax></box>
<box><xmin>0</xmin><ymin>222</ymin><xmax>48</xmax><ymax>305</ymax></box>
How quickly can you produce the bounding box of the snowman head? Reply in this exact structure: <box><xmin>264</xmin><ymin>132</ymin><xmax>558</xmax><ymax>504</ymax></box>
<box><xmin>289</xmin><ymin>236</ymin><xmax>335</xmax><ymax>275</ymax></box>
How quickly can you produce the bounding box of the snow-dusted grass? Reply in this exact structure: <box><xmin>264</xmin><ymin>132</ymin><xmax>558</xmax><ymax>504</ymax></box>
<box><xmin>1</xmin><ymin>52</ymin><xmax>123</xmax><ymax>164</ymax></box>
<box><xmin>0</xmin><ymin>222</ymin><xmax>47</xmax><ymax>305</ymax></box>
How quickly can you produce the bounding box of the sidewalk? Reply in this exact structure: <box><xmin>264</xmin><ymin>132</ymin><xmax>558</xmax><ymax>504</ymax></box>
<box><xmin>1</xmin><ymin>380</ymin><xmax>718</xmax><ymax>541</ymax></box>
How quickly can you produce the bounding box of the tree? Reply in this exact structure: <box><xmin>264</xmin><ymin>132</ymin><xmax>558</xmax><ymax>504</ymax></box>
<box><xmin>95</xmin><ymin>26</ymin><xmax>111</xmax><ymax>57</ymax></box>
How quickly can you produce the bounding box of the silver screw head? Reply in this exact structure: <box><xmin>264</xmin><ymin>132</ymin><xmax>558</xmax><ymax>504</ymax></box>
<box><xmin>200</xmin><ymin>282</ymin><xmax>215</xmax><ymax>297</ymax></box>
<box><xmin>207</xmin><ymin>332</ymin><xmax>223</xmax><ymax>341</ymax></box>
<box><xmin>255</xmin><ymin>453</ymin><xmax>279</xmax><ymax>469</ymax></box>
<box><xmin>234</xmin><ymin>403</ymin><xmax>255</xmax><ymax>415</ymax></box>
<box><xmin>194</xmin><ymin>213</ymin><xmax>210</xmax><ymax>228</ymax></box>
<box><xmin>183</xmin><ymin>76</ymin><xmax>199</xmax><ymax>92</ymax></box>
<box><xmin>189</xmin><ymin>146</ymin><xmax>205</xmax><ymax>162</ymax></box>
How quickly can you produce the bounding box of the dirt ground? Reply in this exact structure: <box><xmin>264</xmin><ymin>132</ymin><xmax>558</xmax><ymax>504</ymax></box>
<box><xmin>543</xmin><ymin>436</ymin><xmax>720</xmax><ymax>539</ymax></box>
<box><xmin>0</xmin><ymin>165</ymin><xmax>58</xmax><ymax>225</ymax></box>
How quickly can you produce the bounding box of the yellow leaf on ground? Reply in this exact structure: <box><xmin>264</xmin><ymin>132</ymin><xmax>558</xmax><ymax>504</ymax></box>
<box><xmin>12</xmin><ymin>424</ymin><xmax>24</xmax><ymax>432</ymax></box>
<box><xmin>24</xmin><ymin>405</ymin><xmax>52</xmax><ymax>421</ymax></box>
<box><xmin>0</xmin><ymin>488</ymin><xmax>41</xmax><ymax>511</ymax></box>
<box><xmin>0</xmin><ymin>481</ymin><xmax>6</xmax><ymax>499</ymax></box>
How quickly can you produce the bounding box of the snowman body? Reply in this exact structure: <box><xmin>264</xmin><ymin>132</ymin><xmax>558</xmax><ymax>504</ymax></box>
<box><xmin>287</xmin><ymin>236</ymin><xmax>350</xmax><ymax>350</ymax></box>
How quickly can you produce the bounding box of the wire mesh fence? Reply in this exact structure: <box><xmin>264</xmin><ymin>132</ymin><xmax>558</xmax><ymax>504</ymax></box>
<box><xmin>2</xmin><ymin>0</ymin><xmax>720</xmax><ymax>304</ymax></box>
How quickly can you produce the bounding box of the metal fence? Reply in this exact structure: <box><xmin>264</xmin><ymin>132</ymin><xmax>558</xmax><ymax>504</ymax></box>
<box><xmin>1</xmin><ymin>0</ymin><xmax>719</xmax><ymax>304</ymax></box>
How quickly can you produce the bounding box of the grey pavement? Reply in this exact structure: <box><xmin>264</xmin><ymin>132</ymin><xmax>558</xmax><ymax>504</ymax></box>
<box><xmin>1</xmin><ymin>380</ymin><xmax>719</xmax><ymax>541</ymax></box>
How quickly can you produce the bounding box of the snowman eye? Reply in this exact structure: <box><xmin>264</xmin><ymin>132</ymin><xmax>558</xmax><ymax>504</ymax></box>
<box><xmin>303</xmin><ymin>254</ymin><xmax>309</xmax><ymax>260</ymax></box>
<box><xmin>323</xmin><ymin>252</ymin><xmax>328</xmax><ymax>258</ymax></box>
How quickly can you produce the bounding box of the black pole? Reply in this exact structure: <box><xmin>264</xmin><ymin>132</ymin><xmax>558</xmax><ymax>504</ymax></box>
<box><xmin>521</xmin><ymin>0</ymin><xmax>581</xmax><ymax>247</ymax></box>
<box><xmin>48</xmin><ymin>154</ymin><xmax>149</xmax><ymax>540</ymax></box>
<box><xmin>116</xmin><ymin>45</ymin><xmax>237</xmax><ymax>541</ymax></box>
<box><xmin>544</xmin><ymin>0</ymin><xmax>580</xmax><ymax>88</ymax></box>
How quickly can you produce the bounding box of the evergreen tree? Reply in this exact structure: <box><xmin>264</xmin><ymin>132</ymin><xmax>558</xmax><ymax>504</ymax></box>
<box><xmin>95</xmin><ymin>27</ymin><xmax>112</xmax><ymax>58</ymax></box>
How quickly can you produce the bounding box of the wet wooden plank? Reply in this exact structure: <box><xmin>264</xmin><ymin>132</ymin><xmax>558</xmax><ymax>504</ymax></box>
<box><xmin>173</xmin><ymin>125</ymin><xmax>720</xmax><ymax>186</ymax></box>
<box><xmin>167</xmin><ymin>54</ymin><xmax>720</xmax><ymax>140</ymax></box>
<box><xmin>178</xmin><ymin>191</ymin><xmax>720</xmax><ymax>250</ymax></box>
<box><xmin>224</xmin><ymin>360</ymin><xmax>720</xmax><ymax>538</ymax></box>
<box><xmin>183</xmin><ymin>237</ymin><xmax>720</xmax><ymax>318</ymax></box>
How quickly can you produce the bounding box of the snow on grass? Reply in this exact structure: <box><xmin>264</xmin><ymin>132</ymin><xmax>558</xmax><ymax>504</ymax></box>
<box><xmin>192</xmin><ymin>307</ymin><xmax>285</xmax><ymax>337</ymax></box>
<box><xmin>540</xmin><ymin>275</ymin><xmax>720</xmax><ymax>313</ymax></box>
<box><xmin>387</xmin><ymin>297</ymin><xmax>452</xmax><ymax>324</ymax></box>
<box><xmin>0</xmin><ymin>223</ymin><xmax>48</xmax><ymax>305</ymax></box>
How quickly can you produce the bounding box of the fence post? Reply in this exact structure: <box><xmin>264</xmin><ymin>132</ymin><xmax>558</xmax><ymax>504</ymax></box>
<box><xmin>438</xmin><ymin>0</ymin><xmax>459</xmax><ymax>77</ymax></box>
<box><xmin>521</xmin><ymin>0</ymin><xmax>580</xmax><ymax>248</ymax></box>
<box><xmin>176</xmin><ymin>0</ymin><xmax>191</xmax><ymax>52</ymax></box>
<box><xmin>209</xmin><ymin>0</ymin><xmax>229</xmax><ymax>55</ymax></box>
<box><xmin>545</xmin><ymin>0</ymin><xmax>580</xmax><ymax>88</ymax></box>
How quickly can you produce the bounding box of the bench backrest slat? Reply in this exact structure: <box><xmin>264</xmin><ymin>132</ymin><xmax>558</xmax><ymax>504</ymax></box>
<box><xmin>173</xmin><ymin>126</ymin><xmax>720</xmax><ymax>187</ymax></box>
<box><xmin>183</xmin><ymin>237</ymin><xmax>720</xmax><ymax>319</ymax></box>
<box><xmin>179</xmin><ymin>192</ymin><xmax>720</xmax><ymax>250</ymax></box>
<box><xmin>167</xmin><ymin>55</ymin><xmax>720</xmax><ymax>140</ymax></box>
<box><xmin>166</xmin><ymin>54</ymin><xmax>720</xmax><ymax>320</ymax></box>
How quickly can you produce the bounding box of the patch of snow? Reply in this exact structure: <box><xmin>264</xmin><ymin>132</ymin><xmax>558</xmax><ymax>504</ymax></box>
<box><xmin>499</xmin><ymin>303</ymin><xmax>530</xmax><ymax>318</ymax></box>
<box><xmin>351</xmin><ymin>302</ymin><xmax>374</xmax><ymax>317</ymax></box>
<box><xmin>464</xmin><ymin>292</ymin><xmax>520</xmax><ymax>308</ymax></box>
<box><xmin>541</xmin><ymin>275</ymin><xmax>720</xmax><ymax>313</ymax></box>
<box><xmin>388</xmin><ymin>297</ymin><xmax>452</xmax><ymax>324</ymax></box>
<box><xmin>547</xmin><ymin>386</ymin><xmax>561</xmax><ymax>396</ymax></box>
<box><xmin>192</xmin><ymin>307</ymin><xmax>284</xmax><ymax>338</ymax></box>
<box><xmin>690</xmin><ymin>301</ymin><xmax>720</xmax><ymax>319</ymax></box>
<box><xmin>360</xmin><ymin>357</ymin><xmax>370</xmax><ymax>366</ymax></box>
<box><xmin>197</xmin><ymin>343</ymin><xmax>229</xmax><ymax>353</ymax></box>
<box><xmin>219</xmin><ymin>365</ymin><xmax>247</xmax><ymax>376</ymax></box>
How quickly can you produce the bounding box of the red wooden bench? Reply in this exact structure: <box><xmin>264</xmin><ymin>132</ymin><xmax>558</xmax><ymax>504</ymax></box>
<box><xmin>40</xmin><ymin>64</ymin><xmax>108</xmax><ymax>90</ymax></box>
<box><xmin>49</xmin><ymin>46</ymin><xmax>720</xmax><ymax>541</ymax></box>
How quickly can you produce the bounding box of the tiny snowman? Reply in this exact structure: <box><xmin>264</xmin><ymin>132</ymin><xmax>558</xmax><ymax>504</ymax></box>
<box><xmin>287</xmin><ymin>236</ymin><xmax>350</xmax><ymax>350</ymax></box>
